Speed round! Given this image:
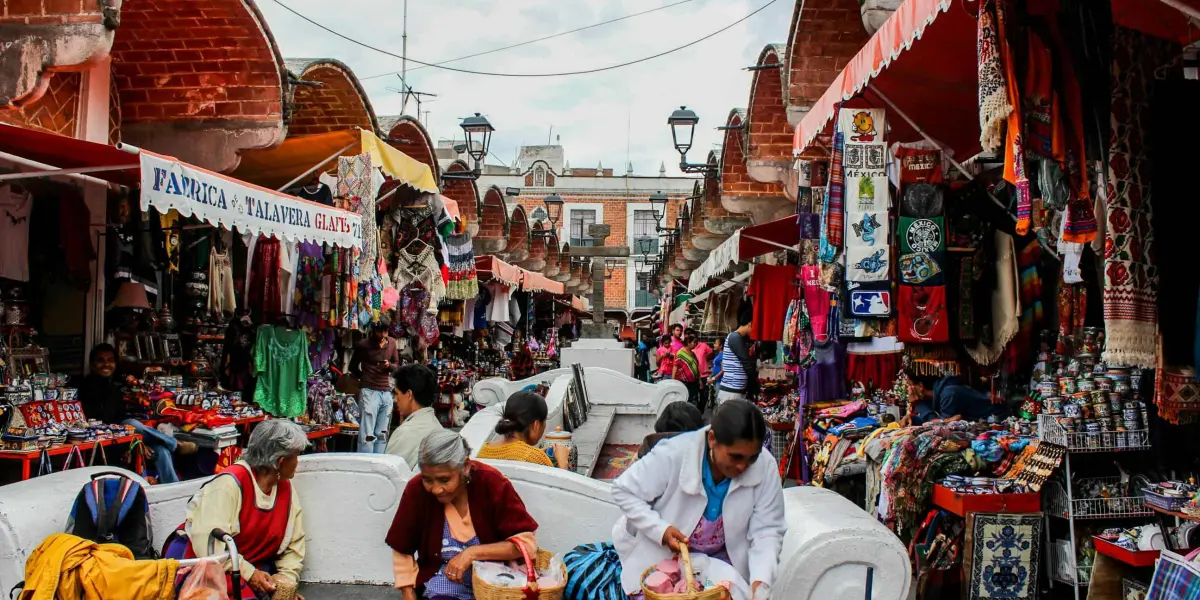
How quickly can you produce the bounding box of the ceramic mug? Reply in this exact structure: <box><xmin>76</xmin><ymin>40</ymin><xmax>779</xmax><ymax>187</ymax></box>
<box><xmin>1064</xmin><ymin>402</ymin><xmax>1082</xmax><ymax>419</ymax></box>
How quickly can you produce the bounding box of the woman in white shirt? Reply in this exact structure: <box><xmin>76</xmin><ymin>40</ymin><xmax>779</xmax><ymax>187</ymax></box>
<box><xmin>611</xmin><ymin>400</ymin><xmax>786</xmax><ymax>598</ymax></box>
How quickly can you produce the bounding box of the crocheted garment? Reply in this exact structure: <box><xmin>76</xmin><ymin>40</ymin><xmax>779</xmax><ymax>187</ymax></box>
<box><xmin>394</xmin><ymin>245</ymin><xmax>445</xmax><ymax>310</ymax></box>
<box><xmin>976</xmin><ymin>0</ymin><xmax>1011</xmax><ymax>153</ymax></box>
<box><xmin>444</xmin><ymin>232</ymin><xmax>479</xmax><ymax>301</ymax></box>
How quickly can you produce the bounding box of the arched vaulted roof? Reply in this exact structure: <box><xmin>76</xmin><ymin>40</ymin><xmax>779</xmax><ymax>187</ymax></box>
<box><xmin>380</xmin><ymin>115</ymin><xmax>440</xmax><ymax>181</ymax></box>
<box><xmin>110</xmin><ymin>0</ymin><xmax>288</xmax><ymax>171</ymax></box>
<box><xmin>285</xmin><ymin>58</ymin><xmax>378</xmax><ymax>137</ymax></box>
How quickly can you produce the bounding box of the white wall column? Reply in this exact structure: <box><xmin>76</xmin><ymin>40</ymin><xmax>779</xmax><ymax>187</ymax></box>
<box><xmin>77</xmin><ymin>57</ymin><xmax>112</xmax><ymax>357</ymax></box>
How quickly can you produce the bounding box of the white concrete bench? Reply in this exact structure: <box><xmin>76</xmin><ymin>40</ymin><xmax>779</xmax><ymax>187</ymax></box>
<box><xmin>0</xmin><ymin>454</ymin><xmax>911</xmax><ymax>600</ymax></box>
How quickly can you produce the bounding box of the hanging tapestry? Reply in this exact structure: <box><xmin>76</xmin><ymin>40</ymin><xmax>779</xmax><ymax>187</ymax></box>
<box><xmin>977</xmin><ymin>0</ymin><xmax>1011</xmax><ymax>154</ymax></box>
<box><xmin>846</xmin><ymin>246</ymin><xmax>890</xmax><ymax>283</ymax></box>
<box><xmin>898</xmin><ymin>285</ymin><xmax>949</xmax><ymax>344</ymax></box>
<box><xmin>963</xmin><ymin>513</ymin><xmax>1042</xmax><ymax>600</ymax></box>
<box><xmin>338</xmin><ymin>153</ymin><xmax>380</xmax><ymax>282</ymax></box>
<box><xmin>1102</xmin><ymin>27</ymin><xmax>1170</xmax><ymax>369</ymax></box>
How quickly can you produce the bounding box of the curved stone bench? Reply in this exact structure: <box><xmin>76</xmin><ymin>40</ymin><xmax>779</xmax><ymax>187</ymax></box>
<box><xmin>0</xmin><ymin>454</ymin><xmax>910</xmax><ymax>599</ymax></box>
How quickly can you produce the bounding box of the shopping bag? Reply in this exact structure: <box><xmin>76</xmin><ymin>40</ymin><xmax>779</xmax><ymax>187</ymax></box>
<box><xmin>62</xmin><ymin>445</ymin><xmax>85</xmax><ymax>470</ymax></box>
<box><xmin>177</xmin><ymin>557</ymin><xmax>230</xmax><ymax>600</ymax></box>
<box><xmin>89</xmin><ymin>440</ymin><xmax>108</xmax><ymax>466</ymax></box>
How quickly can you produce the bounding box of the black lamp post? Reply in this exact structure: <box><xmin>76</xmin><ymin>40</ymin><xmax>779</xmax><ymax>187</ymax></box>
<box><xmin>460</xmin><ymin>112</ymin><xmax>494</xmax><ymax>174</ymax></box>
<box><xmin>667</xmin><ymin>106</ymin><xmax>718</xmax><ymax>176</ymax></box>
<box><xmin>649</xmin><ymin>191</ymin><xmax>677</xmax><ymax>233</ymax></box>
<box><xmin>542</xmin><ymin>194</ymin><xmax>563</xmax><ymax>229</ymax></box>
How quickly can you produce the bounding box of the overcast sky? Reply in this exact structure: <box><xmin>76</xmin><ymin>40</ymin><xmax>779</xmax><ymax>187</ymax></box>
<box><xmin>256</xmin><ymin>0</ymin><xmax>794</xmax><ymax>177</ymax></box>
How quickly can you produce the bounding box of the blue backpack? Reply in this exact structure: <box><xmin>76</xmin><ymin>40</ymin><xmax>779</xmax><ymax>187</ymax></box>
<box><xmin>563</xmin><ymin>542</ymin><xmax>625</xmax><ymax>600</ymax></box>
<box><xmin>65</xmin><ymin>472</ymin><xmax>157</xmax><ymax>559</ymax></box>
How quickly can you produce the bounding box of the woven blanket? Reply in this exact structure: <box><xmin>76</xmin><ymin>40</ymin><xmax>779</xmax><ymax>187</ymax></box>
<box><xmin>1102</xmin><ymin>27</ymin><xmax>1171</xmax><ymax>369</ymax></box>
<box><xmin>964</xmin><ymin>512</ymin><xmax>1042</xmax><ymax>600</ymax></box>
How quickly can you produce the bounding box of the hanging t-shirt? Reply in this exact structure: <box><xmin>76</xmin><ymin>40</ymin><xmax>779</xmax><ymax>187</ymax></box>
<box><xmin>898</xmin><ymin>285</ymin><xmax>950</xmax><ymax>344</ymax></box>
<box><xmin>0</xmin><ymin>184</ymin><xmax>32</xmax><ymax>282</ymax></box>
<box><xmin>253</xmin><ymin>325</ymin><xmax>312</xmax><ymax>417</ymax></box>
<box><xmin>291</xmin><ymin>183</ymin><xmax>334</xmax><ymax>206</ymax></box>
<box><xmin>485</xmin><ymin>282</ymin><xmax>512</xmax><ymax>323</ymax></box>
<box><xmin>801</xmin><ymin>266</ymin><xmax>832</xmax><ymax>343</ymax></box>
<box><xmin>747</xmin><ymin>264</ymin><xmax>799</xmax><ymax>342</ymax></box>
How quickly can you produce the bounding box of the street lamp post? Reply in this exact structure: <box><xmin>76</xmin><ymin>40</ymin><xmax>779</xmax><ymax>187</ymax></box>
<box><xmin>667</xmin><ymin>106</ymin><xmax>718</xmax><ymax>176</ymax></box>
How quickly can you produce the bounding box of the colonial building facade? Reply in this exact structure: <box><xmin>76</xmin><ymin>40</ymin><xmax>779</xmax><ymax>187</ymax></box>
<box><xmin>444</xmin><ymin>143</ymin><xmax>697</xmax><ymax>315</ymax></box>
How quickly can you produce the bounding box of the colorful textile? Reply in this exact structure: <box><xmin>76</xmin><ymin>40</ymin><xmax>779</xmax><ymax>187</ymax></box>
<box><xmin>846</xmin><ymin>247</ymin><xmax>889</xmax><ymax>282</ymax></box>
<box><xmin>1103</xmin><ymin>27</ymin><xmax>1168</xmax><ymax>369</ymax></box>
<box><xmin>848</xmin><ymin>211</ymin><xmax>887</xmax><ymax>248</ymax></box>
<box><xmin>747</xmin><ymin>264</ymin><xmax>799</xmax><ymax>341</ymax></box>
<box><xmin>563</xmin><ymin>543</ymin><xmax>625</xmax><ymax>600</ymax></box>
<box><xmin>977</xmin><ymin>0</ymin><xmax>1011</xmax><ymax>154</ymax></box>
<box><xmin>964</xmin><ymin>512</ymin><xmax>1042</xmax><ymax>600</ymax></box>
<box><xmin>444</xmin><ymin>232</ymin><xmax>479</xmax><ymax>301</ymax></box>
<box><xmin>674</xmin><ymin>348</ymin><xmax>700</xmax><ymax>383</ymax></box>
<box><xmin>995</xmin><ymin>0</ymin><xmax>1030</xmax><ymax>236</ymax></box>
<box><xmin>898</xmin><ymin>286</ymin><xmax>949</xmax><ymax>344</ymax></box>
<box><xmin>967</xmin><ymin>232</ymin><xmax>1019</xmax><ymax>366</ymax></box>
<box><xmin>338</xmin><ymin>153</ymin><xmax>378</xmax><ymax>281</ymax></box>
<box><xmin>819</xmin><ymin>130</ymin><xmax>845</xmax><ymax>263</ymax></box>
<box><xmin>688</xmin><ymin>515</ymin><xmax>730</xmax><ymax>566</ymax></box>
<box><xmin>1146</xmin><ymin>551</ymin><xmax>1200</xmax><ymax>600</ymax></box>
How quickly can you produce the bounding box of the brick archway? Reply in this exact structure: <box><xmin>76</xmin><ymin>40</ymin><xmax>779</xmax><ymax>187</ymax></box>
<box><xmin>505</xmin><ymin>204</ymin><xmax>531</xmax><ymax>263</ymax></box>
<box><xmin>110</xmin><ymin>0</ymin><xmax>288</xmax><ymax>172</ymax></box>
<box><xmin>703</xmin><ymin>150</ymin><xmax>751</xmax><ymax>240</ymax></box>
<box><xmin>442</xmin><ymin>160</ymin><xmax>479</xmax><ymax>236</ymax></box>
<box><xmin>475</xmin><ymin>185</ymin><xmax>509</xmax><ymax>255</ymax></box>
<box><xmin>286</xmin><ymin>59</ymin><xmax>377</xmax><ymax>137</ymax></box>
<box><xmin>681</xmin><ymin>205</ymin><xmax>708</xmax><ymax>263</ymax></box>
<box><xmin>381</xmin><ymin>115</ymin><xmax>440</xmax><ymax>181</ymax></box>
<box><xmin>720</xmin><ymin>109</ymin><xmax>791</xmax><ymax>224</ymax></box>
<box><xmin>785</xmin><ymin>0</ymin><xmax>869</xmax><ymax>128</ymax></box>
<box><xmin>746</xmin><ymin>44</ymin><xmax>797</xmax><ymax>198</ymax></box>
<box><xmin>543</xmin><ymin>232</ymin><xmax>561</xmax><ymax>277</ymax></box>
<box><xmin>522</xmin><ymin>222</ymin><xmax>549</xmax><ymax>272</ymax></box>
<box><xmin>554</xmin><ymin>243</ymin><xmax>572</xmax><ymax>283</ymax></box>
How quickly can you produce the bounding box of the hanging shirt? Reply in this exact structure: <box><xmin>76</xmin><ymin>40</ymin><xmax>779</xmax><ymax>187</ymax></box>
<box><xmin>747</xmin><ymin>264</ymin><xmax>800</xmax><ymax>342</ymax></box>
<box><xmin>486</xmin><ymin>282</ymin><xmax>512</xmax><ymax>323</ymax></box>
<box><xmin>0</xmin><ymin>184</ymin><xmax>32</xmax><ymax>281</ymax></box>
<box><xmin>253</xmin><ymin>325</ymin><xmax>312</xmax><ymax>417</ymax></box>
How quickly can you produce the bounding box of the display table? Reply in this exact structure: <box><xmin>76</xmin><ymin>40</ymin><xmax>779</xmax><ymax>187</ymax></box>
<box><xmin>1146</xmin><ymin>503</ymin><xmax>1200</xmax><ymax>523</ymax></box>
<box><xmin>0</xmin><ymin>435</ymin><xmax>145</xmax><ymax>481</ymax></box>
<box><xmin>932</xmin><ymin>484</ymin><xmax>1041</xmax><ymax>517</ymax></box>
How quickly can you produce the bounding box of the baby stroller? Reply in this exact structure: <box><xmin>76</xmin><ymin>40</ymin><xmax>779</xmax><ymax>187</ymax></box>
<box><xmin>10</xmin><ymin>528</ymin><xmax>246</xmax><ymax>600</ymax></box>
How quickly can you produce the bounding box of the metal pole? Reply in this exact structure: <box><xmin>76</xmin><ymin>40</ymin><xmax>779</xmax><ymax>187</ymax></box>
<box><xmin>401</xmin><ymin>0</ymin><xmax>409</xmax><ymax>113</ymax></box>
<box><xmin>276</xmin><ymin>143</ymin><xmax>356</xmax><ymax>192</ymax></box>
<box><xmin>1064</xmin><ymin>453</ymin><xmax>1080</xmax><ymax>600</ymax></box>
<box><xmin>0</xmin><ymin>163</ymin><xmax>138</xmax><ymax>182</ymax></box>
<box><xmin>866</xmin><ymin>84</ymin><xmax>1061</xmax><ymax>261</ymax></box>
<box><xmin>0</xmin><ymin>151</ymin><xmax>116</xmax><ymax>186</ymax></box>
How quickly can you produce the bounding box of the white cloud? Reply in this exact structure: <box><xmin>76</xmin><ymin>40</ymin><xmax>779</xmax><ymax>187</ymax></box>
<box><xmin>256</xmin><ymin>0</ymin><xmax>794</xmax><ymax>176</ymax></box>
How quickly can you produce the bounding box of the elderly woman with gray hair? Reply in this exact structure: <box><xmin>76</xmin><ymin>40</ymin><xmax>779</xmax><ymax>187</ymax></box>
<box><xmin>386</xmin><ymin>429</ymin><xmax>540</xmax><ymax>600</ymax></box>
<box><xmin>164</xmin><ymin>419</ymin><xmax>309</xmax><ymax>600</ymax></box>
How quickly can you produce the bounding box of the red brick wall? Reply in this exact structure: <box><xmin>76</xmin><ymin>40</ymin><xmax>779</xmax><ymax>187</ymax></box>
<box><xmin>747</xmin><ymin>50</ymin><xmax>794</xmax><ymax>163</ymax></box>
<box><xmin>787</xmin><ymin>0</ymin><xmax>869</xmax><ymax>112</ymax></box>
<box><xmin>111</xmin><ymin>0</ymin><xmax>283</xmax><ymax>123</ymax></box>
<box><xmin>507</xmin><ymin>206</ymin><xmax>529</xmax><ymax>253</ymax></box>
<box><xmin>0</xmin><ymin>71</ymin><xmax>79</xmax><ymax>135</ymax></box>
<box><xmin>720</xmin><ymin>112</ymin><xmax>779</xmax><ymax>198</ymax></box>
<box><xmin>0</xmin><ymin>0</ymin><xmax>105</xmax><ymax>25</ymax></box>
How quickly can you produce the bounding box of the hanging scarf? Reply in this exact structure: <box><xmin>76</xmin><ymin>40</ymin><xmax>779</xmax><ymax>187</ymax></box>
<box><xmin>977</xmin><ymin>0</ymin><xmax>1012</xmax><ymax>154</ymax></box>
<box><xmin>967</xmin><ymin>232</ymin><xmax>1020</xmax><ymax>366</ymax></box>
<box><xmin>819</xmin><ymin>130</ymin><xmax>845</xmax><ymax>264</ymax></box>
<box><xmin>995</xmin><ymin>0</ymin><xmax>1031</xmax><ymax>235</ymax></box>
<box><xmin>1102</xmin><ymin>26</ymin><xmax>1169</xmax><ymax>368</ymax></box>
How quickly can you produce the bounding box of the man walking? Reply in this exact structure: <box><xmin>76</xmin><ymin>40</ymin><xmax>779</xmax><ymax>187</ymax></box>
<box><xmin>349</xmin><ymin>322</ymin><xmax>399</xmax><ymax>453</ymax></box>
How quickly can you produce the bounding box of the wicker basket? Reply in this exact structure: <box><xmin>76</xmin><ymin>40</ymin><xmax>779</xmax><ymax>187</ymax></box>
<box><xmin>472</xmin><ymin>539</ymin><xmax>565</xmax><ymax>600</ymax></box>
<box><xmin>641</xmin><ymin>546</ymin><xmax>731</xmax><ymax>600</ymax></box>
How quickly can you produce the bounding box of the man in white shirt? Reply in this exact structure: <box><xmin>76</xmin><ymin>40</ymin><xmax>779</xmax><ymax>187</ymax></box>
<box><xmin>385</xmin><ymin>364</ymin><xmax>444</xmax><ymax>469</ymax></box>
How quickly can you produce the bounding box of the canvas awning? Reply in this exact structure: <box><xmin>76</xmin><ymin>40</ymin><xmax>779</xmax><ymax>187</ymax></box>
<box><xmin>688</xmin><ymin>215</ymin><xmax>798</xmax><ymax>292</ymax></box>
<box><xmin>231</xmin><ymin>129</ymin><xmax>438</xmax><ymax>193</ymax></box>
<box><xmin>0</xmin><ymin>124</ymin><xmax>363</xmax><ymax>248</ymax></box>
<box><xmin>793</xmin><ymin>0</ymin><xmax>1200</xmax><ymax>157</ymax></box>
<box><xmin>475</xmin><ymin>255</ymin><xmax>565</xmax><ymax>294</ymax></box>
<box><xmin>0</xmin><ymin>124</ymin><xmax>140</xmax><ymax>186</ymax></box>
<box><xmin>476</xmin><ymin>255</ymin><xmax>523</xmax><ymax>288</ymax></box>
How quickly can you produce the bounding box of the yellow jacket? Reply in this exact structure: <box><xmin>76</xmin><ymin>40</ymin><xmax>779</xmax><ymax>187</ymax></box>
<box><xmin>19</xmin><ymin>533</ymin><xmax>178</xmax><ymax>600</ymax></box>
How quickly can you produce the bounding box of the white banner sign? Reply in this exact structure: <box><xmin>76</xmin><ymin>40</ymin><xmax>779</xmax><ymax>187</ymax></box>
<box><xmin>139</xmin><ymin>152</ymin><xmax>363</xmax><ymax>249</ymax></box>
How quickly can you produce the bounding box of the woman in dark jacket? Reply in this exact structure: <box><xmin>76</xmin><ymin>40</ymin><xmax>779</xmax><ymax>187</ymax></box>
<box><xmin>386</xmin><ymin>430</ymin><xmax>539</xmax><ymax>600</ymax></box>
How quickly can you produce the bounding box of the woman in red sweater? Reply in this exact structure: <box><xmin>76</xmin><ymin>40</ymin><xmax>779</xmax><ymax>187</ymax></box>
<box><xmin>385</xmin><ymin>430</ymin><xmax>539</xmax><ymax>600</ymax></box>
